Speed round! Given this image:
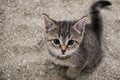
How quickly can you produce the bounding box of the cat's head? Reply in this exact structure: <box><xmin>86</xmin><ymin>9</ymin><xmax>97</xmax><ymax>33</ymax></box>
<box><xmin>43</xmin><ymin>14</ymin><xmax>87</xmax><ymax>59</ymax></box>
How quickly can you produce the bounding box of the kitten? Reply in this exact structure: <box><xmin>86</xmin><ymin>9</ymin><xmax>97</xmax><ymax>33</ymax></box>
<box><xmin>43</xmin><ymin>0</ymin><xmax>111</xmax><ymax>79</ymax></box>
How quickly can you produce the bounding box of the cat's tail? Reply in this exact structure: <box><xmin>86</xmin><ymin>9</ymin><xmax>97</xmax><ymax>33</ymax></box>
<box><xmin>90</xmin><ymin>0</ymin><xmax>111</xmax><ymax>41</ymax></box>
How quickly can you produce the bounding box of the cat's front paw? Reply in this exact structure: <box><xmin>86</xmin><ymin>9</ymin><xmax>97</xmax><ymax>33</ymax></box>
<box><xmin>65</xmin><ymin>67</ymin><xmax>80</xmax><ymax>80</ymax></box>
<box><xmin>66</xmin><ymin>72</ymin><xmax>76</xmax><ymax>80</ymax></box>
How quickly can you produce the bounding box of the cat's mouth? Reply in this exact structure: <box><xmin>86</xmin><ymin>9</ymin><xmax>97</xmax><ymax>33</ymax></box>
<box><xmin>49</xmin><ymin>51</ymin><xmax>71</xmax><ymax>60</ymax></box>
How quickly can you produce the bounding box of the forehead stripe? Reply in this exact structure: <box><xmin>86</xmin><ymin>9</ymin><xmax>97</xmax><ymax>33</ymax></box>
<box><xmin>58</xmin><ymin>21</ymin><xmax>71</xmax><ymax>37</ymax></box>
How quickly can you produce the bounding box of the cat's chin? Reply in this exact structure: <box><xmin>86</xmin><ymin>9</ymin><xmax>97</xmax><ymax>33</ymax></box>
<box><xmin>57</xmin><ymin>55</ymin><xmax>71</xmax><ymax>60</ymax></box>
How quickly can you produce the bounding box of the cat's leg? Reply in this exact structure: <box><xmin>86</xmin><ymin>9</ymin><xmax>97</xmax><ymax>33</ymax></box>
<box><xmin>65</xmin><ymin>66</ymin><xmax>81</xmax><ymax>80</ymax></box>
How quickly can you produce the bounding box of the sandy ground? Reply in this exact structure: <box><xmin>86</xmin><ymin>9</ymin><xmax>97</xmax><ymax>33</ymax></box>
<box><xmin>0</xmin><ymin>0</ymin><xmax>120</xmax><ymax>80</ymax></box>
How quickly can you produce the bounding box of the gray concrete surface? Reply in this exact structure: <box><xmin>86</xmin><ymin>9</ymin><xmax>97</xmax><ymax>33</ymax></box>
<box><xmin>0</xmin><ymin>0</ymin><xmax>120</xmax><ymax>80</ymax></box>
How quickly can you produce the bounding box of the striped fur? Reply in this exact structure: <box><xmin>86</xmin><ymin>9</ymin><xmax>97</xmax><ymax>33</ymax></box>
<box><xmin>44</xmin><ymin>0</ymin><xmax>111</xmax><ymax>79</ymax></box>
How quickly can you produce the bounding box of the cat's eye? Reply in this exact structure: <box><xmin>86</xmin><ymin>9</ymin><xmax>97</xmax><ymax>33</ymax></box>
<box><xmin>53</xmin><ymin>39</ymin><xmax>60</xmax><ymax>45</ymax></box>
<box><xmin>67</xmin><ymin>40</ymin><xmax>75</xmax><ymax>45</ymax></box>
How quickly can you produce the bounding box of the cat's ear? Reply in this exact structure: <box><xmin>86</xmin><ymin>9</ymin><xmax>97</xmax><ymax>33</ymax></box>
<box><xmin>43</xmin><ymin>13</ymin><xmax>56</xmax><ymax>33</ymax></box>
<box><xmin>73</xmin><ymin>17</ymin><xmax>87</xmax><ymax>35</ymax></box>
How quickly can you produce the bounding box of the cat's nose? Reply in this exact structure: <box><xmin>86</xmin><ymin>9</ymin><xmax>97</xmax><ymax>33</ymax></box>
<box><xmin>61</xmin><ymin>50</ymin><xmax>66</xmax><ymax>54</ymax></box>
<box><xmin>60</xmin><ymin>45</ymin><xmax>67</xmax><ymax>54</ymax></box>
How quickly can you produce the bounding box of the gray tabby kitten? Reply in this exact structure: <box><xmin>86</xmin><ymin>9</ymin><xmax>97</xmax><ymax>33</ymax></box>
<box><xmin>44</xmin><ymin>0</ymin><xmax>111</xmax><ymax>79</ymax></box>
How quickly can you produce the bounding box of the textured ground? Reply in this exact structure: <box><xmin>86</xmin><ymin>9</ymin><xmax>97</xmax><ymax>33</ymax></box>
<box><xmin>0</xmin><ymin>0</ymin><xmax>120</xmax><ymax>80</ymax></box>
